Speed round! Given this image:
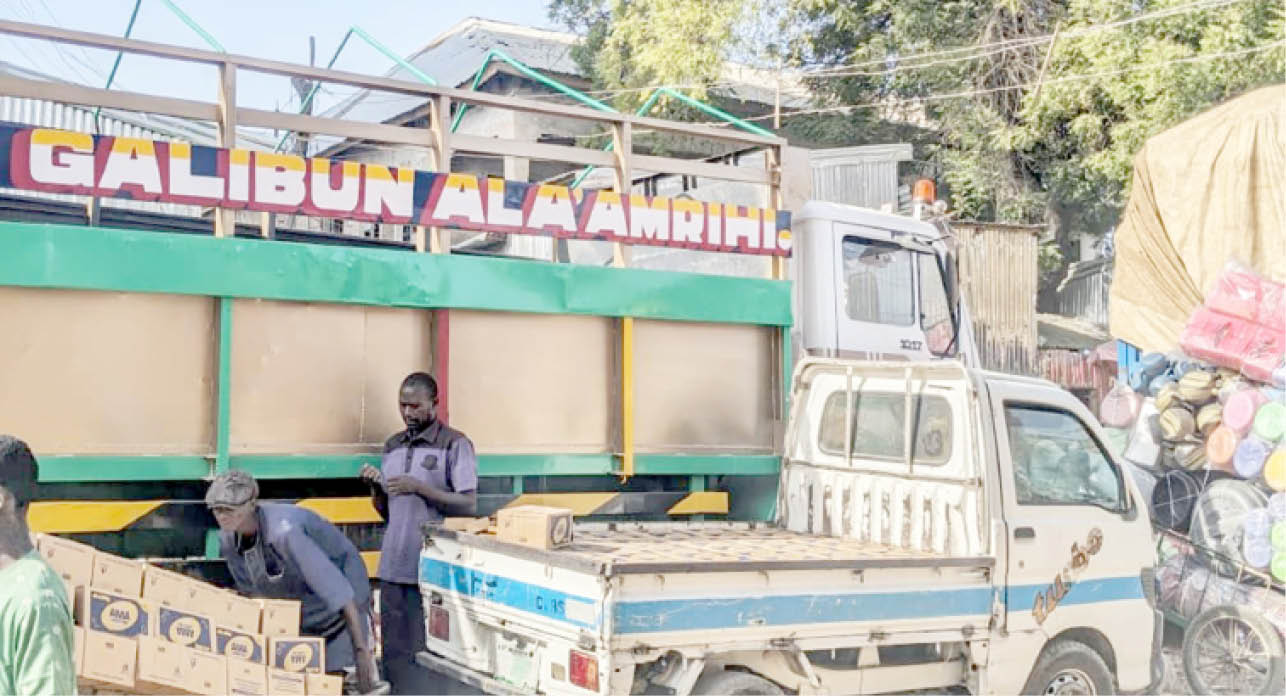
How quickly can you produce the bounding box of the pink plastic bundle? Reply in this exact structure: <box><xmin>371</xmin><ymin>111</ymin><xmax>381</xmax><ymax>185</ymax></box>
<box><xmin>1182</xmin><ymin>262</ymin><xmax>1286</xmax><ymax>382</ymax></box>
<box><xmin>1180</xmin><ymin>307</ymin><xmax>1254</xmax><ymax>371</ymax></box>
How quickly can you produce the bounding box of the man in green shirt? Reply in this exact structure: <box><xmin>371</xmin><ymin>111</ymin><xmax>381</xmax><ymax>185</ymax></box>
<box><xmin>0</xmin><ymin>435</ymin><xmax>76</xmax><ymax>696</ymax></box>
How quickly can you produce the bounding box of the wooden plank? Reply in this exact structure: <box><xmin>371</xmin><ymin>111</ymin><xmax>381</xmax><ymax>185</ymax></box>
<box><xmin>428</xmin><ymin>95</ymin><xmax>452</xmax><ymax>255</ymax></box>
<box><xmin>629</xmin><ymin>112</ymin><xmax>784</xmax><ymax>148</ymax></box>
<box><xmin>0</xmin><ymin>72</ymin><xmax>216</xmax><ymax>121</ymax></box>
<box><xmin>451</xmin><ymin>134</ymin><xmax>617</xmax><ymax>168</ymax></box>
<box><xmin>611</xmin><ymin>121</ymin><xmax>632</xmax><ymax>268</ymax></box>
<box><xmin>237</xmin><ymin>108</ymin><xmax>432</xmax><ymax>148</ymax></box>
<box><xmin>631</xmin><ymin>154</ymin><xmax>772</xmax><ymax>184</ymax></box>
<box><xmin>214</xmin><ymin>63</ymin><xmax>236</xmax><ymax>239</ymax></box>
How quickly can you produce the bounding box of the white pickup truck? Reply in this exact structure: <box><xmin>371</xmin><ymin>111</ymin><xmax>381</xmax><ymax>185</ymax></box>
<box><xmin>415</xmin><ymin>360</ymin><xmax>1164</xmax><ymax>695</ymax></box>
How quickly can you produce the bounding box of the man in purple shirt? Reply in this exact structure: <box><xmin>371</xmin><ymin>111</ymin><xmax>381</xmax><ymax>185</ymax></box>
<box><xmin>360</xmin><ymin>372</ymin><xmax>477</xmax><ymax>695</ymax></box>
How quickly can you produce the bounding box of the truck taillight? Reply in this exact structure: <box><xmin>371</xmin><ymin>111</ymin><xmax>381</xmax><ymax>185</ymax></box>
<box><xmin>569</xmin><ymin>650</ymin><xmax>599</xmax><ymax>691</ymax></box>
<box><xmin>429</xmin><ymin>605</ymin><xmax>449</xmax><ymax>642</ymax></box>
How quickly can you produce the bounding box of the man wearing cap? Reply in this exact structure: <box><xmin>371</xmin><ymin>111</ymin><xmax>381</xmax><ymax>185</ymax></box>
<box><xmin>359</xmin><ymin>372</ymin><xmax>477</xmax><ymax>694</ymax></box>
<box><xmin>207</xmin><ymin>470</ymin><xmax>379</xmax><ymax>693</ymax></box>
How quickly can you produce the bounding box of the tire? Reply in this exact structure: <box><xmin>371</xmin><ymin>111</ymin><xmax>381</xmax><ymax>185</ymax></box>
<box><xmin>691</xmin><ymin>669</ymin><xmax>784</xmax><ymax>695</ymax></box>
<box><xmin>1020</xmin><ymin>640</ymin><xmax>1116</xmax><ymax>695</ymax></box>
<box><xmin>1181</xmin><ymin>605</ymin><xmax>1285</xmax><ymax>696</ymax></box>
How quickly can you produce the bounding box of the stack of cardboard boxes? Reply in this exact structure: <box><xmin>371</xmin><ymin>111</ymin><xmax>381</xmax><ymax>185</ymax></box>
<box><xmin>36</xmin><ymin>533</ymin><xmax>343</xmax><ymax>696</ymax></box>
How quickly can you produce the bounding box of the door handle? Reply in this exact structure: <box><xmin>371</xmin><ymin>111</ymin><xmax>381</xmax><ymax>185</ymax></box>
<box><xmin>1014</xmin><ymin>527</ymin><xmax>1036</xmax><ymax>540</ymax></box>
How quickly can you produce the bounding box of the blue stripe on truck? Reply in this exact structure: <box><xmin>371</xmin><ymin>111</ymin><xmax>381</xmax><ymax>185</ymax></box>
<box><xmin>419</xmin><ymin>557</ymin><xmax>599</xmax><ymax>629</ymax></box>
<box><xmin>420</xmin><ymin>554</ymin><xmax>1145</xmax><ymax>636</ymax></box>
<box><xmin>1005</xmin><ymin>575</ymin><xmax>1144</xmax><ymax>613</ymax></box>
<box><xmin>613</xmin><ymin>586</ymin><xmax>994</xmax><ymax>633</ymax></box>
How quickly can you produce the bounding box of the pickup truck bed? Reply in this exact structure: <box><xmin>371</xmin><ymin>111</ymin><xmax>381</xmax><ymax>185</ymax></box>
<box><xmin>429</xmin><ymin>521</ymin><xmax>993</xmax><ymax>574</ymax></box>
<box><xmin>420</xmin><ymin>521</ymin><xmax>997</xmax><ymax>656</ymax></box>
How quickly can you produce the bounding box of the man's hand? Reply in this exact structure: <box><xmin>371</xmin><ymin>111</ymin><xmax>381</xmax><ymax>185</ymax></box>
<box><xmin>359</xmin><ymin>464</ymin><xmax>382</xmax><ymax>487</ymax></box>
<box><xmin>385</xmin><ymin>475</ymin><xmax>426</xmax><ymax>497</ymax></box>
<box><xmin>354</xmin><ymin>646</ymin><xmax>379</xmax><ymax>694</ymax></box>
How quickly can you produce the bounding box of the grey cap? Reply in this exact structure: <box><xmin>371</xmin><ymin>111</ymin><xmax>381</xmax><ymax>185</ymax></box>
<box><xmin>205</xmin><ymin>470</ymin><xmax>259</xmax><ymax>508</ymax></box>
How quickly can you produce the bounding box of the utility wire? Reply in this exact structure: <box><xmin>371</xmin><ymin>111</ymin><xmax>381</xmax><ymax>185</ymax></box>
<box><xmin>520</xmin><ymin>0</ymin><xmax>1251</xmax><ymax>101</ymax></box>
<box><xmin>703</xmin><ymin>41</ymin><xmax>1284</xmax><ymax>126</ymax></box>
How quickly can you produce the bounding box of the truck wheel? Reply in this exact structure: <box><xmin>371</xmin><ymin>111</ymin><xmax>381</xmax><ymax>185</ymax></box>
<box><xmin>691</xmin><ymin>670</ymin><xmax>784</xmax><ymax>695</ymax></box>
<box><xmin>1021</xmin><ymin>640</ymin><xmax>1116</xmax><ymax>695</ymax></box>
<box><xmin>1182</xmin><ymin>605</ymin><xmax>1284</xmax><ymax>696</ymax></box>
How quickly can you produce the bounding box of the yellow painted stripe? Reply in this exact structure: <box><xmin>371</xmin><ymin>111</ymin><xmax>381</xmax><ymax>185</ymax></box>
<box><xmin>505</xmin><ymin>493</ymin><xmax>618</xmax><ymax>516</ymax></box>
<box><xmin>621</xmin><ymin>316</ymin><xmax>635</xmax><ymax>480</ymax></box>
<box><xmin>360</xmin><ymin>551</ymin><xmax>380</xmax><ymax>578</ymax></box>
<box><xmin>296</xmin><ymin>497</ymin><xmax>382</xmax><ymax>524</ymax></box>
<box><xmin>666</xmin><ymin>492</ymin><xmax>729</xmax><ymax>515</ymax></box>
<box><xmin>27</xmin><ymin>501</ymin><xmax>164</xmax><ymax>533</ymax></box>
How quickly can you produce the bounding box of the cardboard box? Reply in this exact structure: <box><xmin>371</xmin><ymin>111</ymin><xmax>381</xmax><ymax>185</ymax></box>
<box><xmin>83</xmin><ymin>588</ymin><xmax>150</xmax><ymax>638</ymax></box>
<box><xmin>269</xmin><ymin>635</ymin><xmax>324</xmax><ymax>674</ymax></box>
<box><xmin>443</xmin><ymin>517</ymin><xmax>492</xmax><ymax>534</ymax></box>
<box><xmin>211</xmin><ymin>590</ymin><xmax>262</xmax><ymax>633</ymax></box>
<box><xmin>267</xmin><ymin>668</ymin><xmax>307</xmax><ymax>695</ymax></box>
<box><xmin>306</xmin><ymin>671</ymin><xmax>343</xmax><ymax>695</ymax></box>
<box><xmin>185</xmin><ymin>648</ymin><xmax>228</xmax><ymax>695</ymax></box>
<box><xmin>80</xmin><ymin>629</ymin><xmax>137</xmax><ymax>690</ymax></box>
<box><xmin>151</xmin><ymin>604</ymin><xmax>215</xmax><ymax>651</ymax></box>
<box><xmin>141</xmin><ymin>565</ymin><xmax>197</xmax><ymax>607</ymax></box>
<box><xmin>227</xmin><ymin>657</ymin><xmax>269</xmax><ymax>695</ymax></box>
<box><xmin>258</xmin><ymin>598</ymin><xmax>302</xmax><ymax>636</ymax></box>
<box><xmin>72</xmin><ymin>626</ymin><xmax>84</xmax><ymax>671</ymax></box>
<box><xmin>135</xmin><ymin>635</ymin><xmax>188</xmax><ymax>693</ymax></box>
<box><xmin>92</xmin><ymin>553</ymin><xmax>145</xmax><ymax>595</ymax></box>
<box><xmin>36</xmin><ymin>534</ymin><xmax>95</xmax><ymax>601</ymax></box>
<box><xmin>496</xmin><ymin>505</ymin><xmax>574</xmax><ymax>549</ymax></box>
<box><xmin>216</xmin><ymin>625</ymin><xmax>267</xmax><ymax>664</ymax></box>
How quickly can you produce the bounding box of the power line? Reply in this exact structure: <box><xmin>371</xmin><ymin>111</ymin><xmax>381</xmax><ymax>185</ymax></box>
<box><xmin>707</xmin><ymin>40</ymin><xmax>1284</xmax><ymax>126</ymax></box>
<box><xmin>802</xmin><ymin>0</ymin><xmax>1248</xmax><ymax>76</ymax></box>
<box><xmin>520</xmin><ymin>0</ymin><xmax>1252</xmax><ymax>102</ymax></box>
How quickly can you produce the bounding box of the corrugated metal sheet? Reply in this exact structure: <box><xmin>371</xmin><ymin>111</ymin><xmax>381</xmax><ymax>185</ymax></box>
<box><xmin>1056</xmin><ymin>257</ymin><xmax>1113</xmax><ymax>327</ymax></box>
<box><xmin>1039</xmin><ymin>348</ymin><xmax>1115</xmax><ymax>416</ymax></box>
<box><xmin>953</xmin><ymin>221</ymin><xmax>1042</xmax><ymax>376</ymax></box>
<box><xmin>809</xmin><ymin>144</ymin><xmax>912</xmax><ymax>211</ymax></box>
<box><xmin>0</xmin><ymin>95</ymin><xmax>203</xmax><ymax>218</ymax></box>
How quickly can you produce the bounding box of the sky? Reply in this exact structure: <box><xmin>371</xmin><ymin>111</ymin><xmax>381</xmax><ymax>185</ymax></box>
<box><xmin>0</xmin><ymin>0</ymin><xmax>561</xmax><ymax>113</ymax></box>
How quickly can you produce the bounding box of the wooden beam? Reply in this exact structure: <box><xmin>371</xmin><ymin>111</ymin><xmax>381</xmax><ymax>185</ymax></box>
<box><xmin>632</xmin><ymin>154</ymin><xmax>772</xmax><ymax>185</ymax></box>
<box><xmin>0</xmin><ymin>72</ymin><xmax>216</xmax><ymax>121</ymax></box>
<box><xmin>0</xmin><ymin>19</ymin><xmax>784</xmax><ymax>150</ymax></box>
<box><xmin>451</xmin><ymin>134</ymin><xmax>617</xmax><ymax>168</ymax></box>
<box><xmin>238</xmin><ymin>108</ymin><xmax>434</xmax><ymax>149</ymax></box>
<box><xmin>611</xmin><ymin>121</ymin><xmax>632</xmax><ymax>268</ymax></box>
<box><xmin>214</xmin><ymin>62</ymin><xmax>236</xmax><ymax>239</ymax></box>
<box><xmin>427</xmin><ymin>94</ymin><xmax>452</xmax><ymax>255</ymax></box>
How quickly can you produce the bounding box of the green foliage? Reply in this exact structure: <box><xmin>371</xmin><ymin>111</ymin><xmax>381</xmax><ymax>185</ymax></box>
<box><xmin>550</xmin><ymin>0</ymin><xmax>755</xmax><ymax>112</ymax></box>
<box><xmin>790</xmin><ymin>0</ymin><xmax>1285</xmax><ymax>235</ymax></box>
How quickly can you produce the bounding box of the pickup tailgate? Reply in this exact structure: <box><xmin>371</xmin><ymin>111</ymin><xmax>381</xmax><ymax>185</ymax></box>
<box><xmin>420</xmin><ymin>522</ymin><xmax>995</xmax><ymax>680</ymax></box>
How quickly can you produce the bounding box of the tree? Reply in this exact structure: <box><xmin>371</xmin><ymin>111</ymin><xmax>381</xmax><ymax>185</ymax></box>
<box><xmin>790</xmin><ymin>0</ymin><xmax>1285</xmax><ymax>240</ymax></box>
<box><xmin>549</xmin><ymin>0</ymin><xmax>756</xmax><ymax>112</ymax></box>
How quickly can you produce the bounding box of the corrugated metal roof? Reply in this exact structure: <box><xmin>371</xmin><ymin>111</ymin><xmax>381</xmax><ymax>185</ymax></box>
<box><xmin>322</xmin><ymin>17</ymin><xmax>810</xmax><ymax>127</ymax></box>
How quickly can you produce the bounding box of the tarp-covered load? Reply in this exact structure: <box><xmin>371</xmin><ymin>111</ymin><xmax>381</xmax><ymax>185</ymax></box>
<box><xmin>1110</xmin><ymin>85</ymin><xmax>1286</xmax><ymax>352</ymax></box>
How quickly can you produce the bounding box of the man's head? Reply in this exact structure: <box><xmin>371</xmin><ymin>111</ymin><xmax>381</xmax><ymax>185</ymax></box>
<box><xmin>0</xmin><ymin>436</ymin><xmax>37</xmax><ymax>528</ymax></box>
<box><xmin>399</xmin><ymin>372</ymin><xmax>439</xmax><ymax>432</ymax></box>
<box><xmin>205</xmin><ymin>470</ymin><xmax>260</xmax><ymax>536</ymax></box>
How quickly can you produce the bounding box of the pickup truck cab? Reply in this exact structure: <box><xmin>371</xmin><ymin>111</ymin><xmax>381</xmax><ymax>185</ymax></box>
<box><xmin>416</xmin><ymin>359</ymin><xmax>1163</xmax><ymax>695</ymax></box>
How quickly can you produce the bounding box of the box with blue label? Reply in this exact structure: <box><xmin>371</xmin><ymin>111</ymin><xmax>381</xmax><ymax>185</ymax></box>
<box><xmin>82</xmin><ymin>588</ymin><xmax>150</xmax><ymax>638</ymax></box>
<box><xmin>217</xmin><ymin>625</ymin><xmax>267</xmax><ymax>664</ymax></box>
<box><xmin>269</xmin><ymin>635</ymin><xmax>324</xmax><ymax>674</ymax></box>
<box><xmin>151</xmin><ymin>604</ymin><xmax>215</xmax><ymax>651</ymax></box>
